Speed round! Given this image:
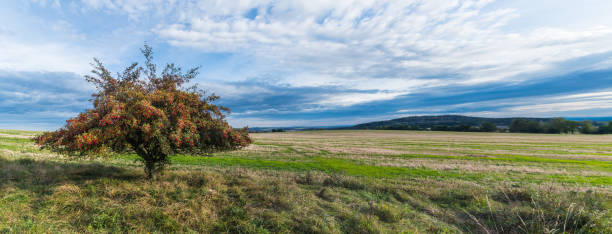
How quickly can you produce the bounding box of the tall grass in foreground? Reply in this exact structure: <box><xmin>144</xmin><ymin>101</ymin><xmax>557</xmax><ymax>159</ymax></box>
<box><xmin>1</xmin><ymin>152</ymin><xmax>610</xmax><ymax>233</ymax></box>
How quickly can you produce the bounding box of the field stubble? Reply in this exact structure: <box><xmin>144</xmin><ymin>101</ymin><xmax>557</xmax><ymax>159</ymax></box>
<box><xmin>0</xmin><ymin>130</ymin><xmax>611</xmax><ymax>233</ymax></box>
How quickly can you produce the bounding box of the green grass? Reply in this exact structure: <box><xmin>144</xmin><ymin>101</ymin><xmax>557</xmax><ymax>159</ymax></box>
<box><xmin>0</xmin><ymin>129</ymin><xmax>40</xmax><ymax>135</ymax></box>
<box><xmin>0</xmin><ymin>136</ymin><xmax>33</xmax><ymax>143</ymax></box>
<box><xmin>388</xmin><ymin>153</ymin><xmax>612</xmax><ymax>171</ymax></box>
<box><xmin>110</xmin><ymin>153</ymin><xmax>612</xmax><ymax>186</ymax></box>
<box><xmin>175</xmin><ymin>155</ymin><xmax>612</xmax><ymax>186</ymax></box>
<box><xmin>1</xmin><ymin>130</ymin><xmax>611</xmax><ymax>233</ymax></box>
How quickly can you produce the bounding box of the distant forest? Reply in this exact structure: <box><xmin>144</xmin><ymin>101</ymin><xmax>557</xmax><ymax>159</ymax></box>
<box><xmin>351</xmin><ymin>115</ymin><xmax>612</xmax><ymax>134</ymax></box>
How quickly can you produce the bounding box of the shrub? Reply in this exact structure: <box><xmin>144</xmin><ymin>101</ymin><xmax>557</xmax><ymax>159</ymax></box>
<box><xmin>34</xmin><ymin>44</ymin><xmax>251</xmax><ymax>179</ymax></box>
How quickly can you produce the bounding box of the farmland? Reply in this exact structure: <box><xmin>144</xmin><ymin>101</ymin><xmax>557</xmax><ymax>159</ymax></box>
<box><xmin>1</xmin><ymin>129</ymin><xmax>611</xmax><ymax>233</ymax></box>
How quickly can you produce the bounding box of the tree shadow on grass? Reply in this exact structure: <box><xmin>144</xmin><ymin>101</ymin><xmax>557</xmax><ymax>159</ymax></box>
<box><xmin>0</xmin><ymin>157</ymin><xmax>142</xmax><ymax>194</ymax></box>
<box><xmin>0</xmin><ymin>156</ymin><xmax>175</xmax><ymax>232</ymax></box>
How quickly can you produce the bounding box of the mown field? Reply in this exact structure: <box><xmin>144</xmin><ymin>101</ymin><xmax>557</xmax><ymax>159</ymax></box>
<box><xmin>1</xmin><ymin>129</ymin><xmax>611</xmax><ymax>233</ymax></box>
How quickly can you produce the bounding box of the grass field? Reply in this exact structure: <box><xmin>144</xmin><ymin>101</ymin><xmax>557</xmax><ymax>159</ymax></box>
<box><xmin>1</xmin><ymin>130</ymin><xmax>611</xmax><ymax>233</ymax></box>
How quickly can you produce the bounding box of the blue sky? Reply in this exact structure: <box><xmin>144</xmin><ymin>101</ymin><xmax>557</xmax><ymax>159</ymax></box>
<box><xmin>2</xmin><ymin>0</ymin><xmax>612</xmax><ymax>130</ymax></box>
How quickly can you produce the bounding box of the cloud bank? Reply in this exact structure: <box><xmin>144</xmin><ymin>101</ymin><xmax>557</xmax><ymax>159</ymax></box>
<box><xmin>2</xmin><ymin>0</ymin><xmax>612</xmax><ymax>129</ymax></box>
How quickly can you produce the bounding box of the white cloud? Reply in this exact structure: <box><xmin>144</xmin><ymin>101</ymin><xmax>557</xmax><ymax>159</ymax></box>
<box><xmin>9</xmin><ymin>0</ymin><xmax>612</xmax><ymax>128</ymax></box>
<box><xmin>316</xmin><ymin>91</ymin><xmax>408</xmax><ymax>107</ymax></box>
<box><xmin>506</xmin><ymin>91</ymin><xmax>612</xmax><ymax>114</ymax></box>
<box><xmin>398</xmin><ymin>90</ymin><xmax>612</xmax><ymax>118</ymax></box>
<box><xmin>0</xmin><ymin>37</ymin><xmax>95</xmax><ymax>74</ymax></box>
<box><xmin>1</xmin><ymin>2</ymin><xmax>116</xmax><ymax>74</ymax></box>
<box><xmin>25</xmin><ymin>0</ymin><xmax>612</xmax><ymax>104</ymax></box>
<box><xmin>150</xmin><ymin>0</ymin><xmax>612</xmax><ymax>87</ymax></box>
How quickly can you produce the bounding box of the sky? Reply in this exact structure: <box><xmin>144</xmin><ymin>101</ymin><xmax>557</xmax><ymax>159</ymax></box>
<box><xmin>2</xmin><ymin>0</ymin><xmax>612</xmax><ymax>130</ymax></box>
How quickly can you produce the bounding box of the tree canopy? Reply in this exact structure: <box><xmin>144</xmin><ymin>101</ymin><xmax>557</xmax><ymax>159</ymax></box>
<box><xmin>480</xmin><ymin>122</ymin><xmax>497</xmax><ymax>132</ymax></box>
<box><xmin>35</xmin><ymin>45</ymin><xmax>251</xmax><ymax>179</ymax></box>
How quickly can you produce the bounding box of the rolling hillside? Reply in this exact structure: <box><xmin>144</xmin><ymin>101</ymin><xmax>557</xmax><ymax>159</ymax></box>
<box><xmin>352</xmin><ymin>115</ymin><xmax>551</xmax><ymax>129</ymax></box>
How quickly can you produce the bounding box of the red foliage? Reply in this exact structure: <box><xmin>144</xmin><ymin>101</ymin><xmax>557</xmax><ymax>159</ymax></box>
<box><xmin>35</xmin><ymin>45</ymin><xmax>251</xmax><ymax>178</ymax></box>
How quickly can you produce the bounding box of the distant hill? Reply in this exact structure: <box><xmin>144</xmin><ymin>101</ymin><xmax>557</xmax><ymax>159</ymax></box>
<box><xmin>351</xmin><ymin>115</ymin><xmax>551</xmax><ymax>130</ymax></box>
<box><xmin>248</xmin><ymin>115</ymin><xmax>612</xmax><ymax>132</ymax></box>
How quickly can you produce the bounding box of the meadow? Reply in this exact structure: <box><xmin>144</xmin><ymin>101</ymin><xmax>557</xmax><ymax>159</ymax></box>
<box><xmin>1</xmin><ymin>129</ymin><xmax>611</xmax><ymax>233</ymax></box>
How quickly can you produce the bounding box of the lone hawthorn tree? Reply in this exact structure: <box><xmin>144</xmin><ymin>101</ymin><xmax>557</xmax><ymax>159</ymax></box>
<box><xmin>35</xmin><ymin>45</ymin><xmax>252</xmax><ymax>179</ymax></box>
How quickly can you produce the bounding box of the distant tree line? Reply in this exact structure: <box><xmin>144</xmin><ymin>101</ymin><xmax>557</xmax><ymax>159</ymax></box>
<box><xmin>375</xmin><ymin>118</ymin><xmax>612</xmax><ymax>134</ymax></box>
<box><xmin>509</xmin><ymin>118</ymin><xmax>612</xmax><ymax>134</ymax></box>
<box><xmin>376</xmin><ymin>122</ymin><xmax>498</xmax><ymax>132</ymax></box>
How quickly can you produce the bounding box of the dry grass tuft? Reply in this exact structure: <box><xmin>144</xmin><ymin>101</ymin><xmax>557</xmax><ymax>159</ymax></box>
<box><xmin>1</xmin><ymin>130</ymin><xmax>611</xmax><ymax>233</ymax></box>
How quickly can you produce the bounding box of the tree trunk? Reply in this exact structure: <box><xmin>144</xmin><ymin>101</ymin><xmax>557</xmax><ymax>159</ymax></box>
<box><xmin>144</xmin><ymin>160</ymin><xmax>155</xmax><ymax>180</ymax></box>
<box><xmin>130</xmin><ymin>142</ymin><xmax>158</xmax><ymax>180</ymax></box>
<box><xmin>142</xmin><ymin>156</ymin><xmax>168</xmax><ymax>180</ymax></box>
<box><xmin>129</xmin><ymin>141</ymin><xmax>168</xmax><ymax>180</ymax></box>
